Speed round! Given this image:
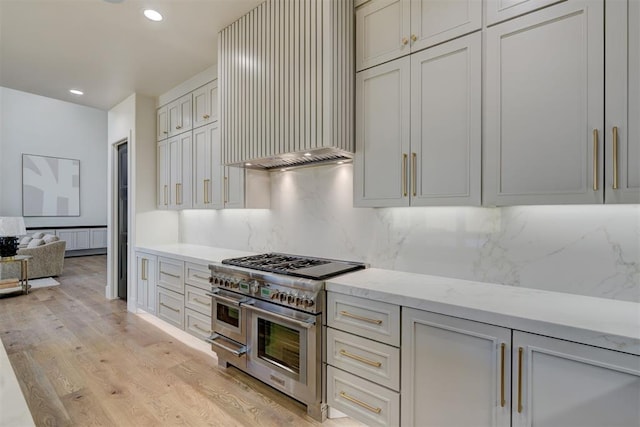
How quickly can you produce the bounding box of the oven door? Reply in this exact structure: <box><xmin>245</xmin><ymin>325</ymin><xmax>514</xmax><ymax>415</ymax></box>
<box><xmin>208</xmin><ymin>288</ymin><xmax>247</xmax><ymax>344</ymax></box>
<box><xmin>245</xmin><ymin>300</ymin><xmax>321</xmax><ymax>405</ymax></box>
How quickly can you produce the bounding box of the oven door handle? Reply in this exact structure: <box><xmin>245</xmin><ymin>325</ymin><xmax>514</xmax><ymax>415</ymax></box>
<box><xmin>243</xmin><ymin>303</ymin><xmax>316</xmax><ymax>329</ymax></box>
<box><xmin>205</xmin><ymin>334</ymin><xmax>247</xmax><ymax>357</ymax></box>
<box><xmin>206</xmin><ymin>290</ymin><xmax>247</xmax><ymax>306</ymax></box>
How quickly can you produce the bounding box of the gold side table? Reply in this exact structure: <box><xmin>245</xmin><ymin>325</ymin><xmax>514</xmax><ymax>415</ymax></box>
<box><xmin>0</xmin><ymin>255</ymin><xmax>32</xmax><ymax>297</ymax></box>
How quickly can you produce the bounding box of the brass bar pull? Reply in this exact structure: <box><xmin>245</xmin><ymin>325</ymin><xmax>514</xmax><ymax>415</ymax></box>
<box><xmin>224</xmin><ymin>177</ymin><xmax>228</xmax><ymax>204</ymax></box>
<box><xmin>412</xmin><ymin>152</ymin><xmax>417</xmax><ymax>197</ymax></box>
<box><xmin>193</xmin><ymin>297</ymin><xmax>211</xmax><ymax>306</ymax></box>
<box><xmin>164</xmin><ymin>185</ymin><xmax>168</xmax><ymax>206</ymax></box>
<box><xmin>204</xmin><ymin>179</ymin><xmax>210</xmax><ymax>204</ymax></box>
<box><xmin>340</xmin><ymin>310</ymin><xmax>383</xmax><ymax>325</ymax></box>
<box><xmin>500</xmin><ymin>343</ymin><xmax>506</xmax><ymax>407</ymax></box>
<box><xmin>160</xmin><ymin>302</ymin><xmax>180</xmax><ymax>313</ymax></box>
<box><xmin>339</xmin><ymin>391</ymin><xmax>382</xmax><ymax>414</ymax></box>
<box><xmin>612</xmin><ymin>127</ymin><xmax>619</xmax><ymax>189</ymax></box>
<box><xmin>160</xmin><ymin>271</ymin><xmax>180</xmax><ymax>279</ymax></box>
<box><xmin>193</xmin><ymin>323</ymin><xmax>210</xmax><ymax>333</ymax></box>
<box><xmin>593</xmin><ymin>129</ymin><xmax>599</xmax><ymax>191</ymax></box>
<box><xmin>141</xmin><ymin>258</ymin><xmax>147</xmax><ymax>281</ymax></box>
<box><xmin>339</xmin><ymin>349</ymin><xmax>382</xmax><ymax>367</ymax></box>
<box><xmin>175</xmin><ymin>184</ymin><xmax>179</xmax><ymax>204</ymax></box>
<box><xmin>402</xmin><ymin>154</ymin><xmax>408</xmax><ymax>197</ymax></box>
<box><xmin>193</xmin><ymin>274</ymin><xmax>210</xmax><ymax>281</ymax></box>
<box><xmin>178</xmin><ymin>183</ymin><xmax>183</xmax><ymax>205</ymax></box>
<box><xmin>518</xmin><ymin>347</ymin><xmax>523</xmax><ymax>413</ymax></box>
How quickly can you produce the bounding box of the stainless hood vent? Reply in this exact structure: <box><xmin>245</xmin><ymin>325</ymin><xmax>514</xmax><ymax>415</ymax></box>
<box><xmin>228</xmin><ymin>148</ymin><xmax>353</xmax><ymax>170</ymax></box>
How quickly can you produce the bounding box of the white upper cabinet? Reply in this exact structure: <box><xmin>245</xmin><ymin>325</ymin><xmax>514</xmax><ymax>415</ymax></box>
<box><xmin>355</xmin><ymin>32</ymin><xmax>481</xmax><ymax>207</ymax></box>
<box><xmin>168</xmin><ymin>93</ymin><xmax>193</xmax><ymax>137</ymax></box>
<box><xmin>486</xmin><ymin>0</ymin><xmax>565</xmax><ymax>26</ymax></box>
<box><xmin>410</xmin><ymin>32</ymin><xmax>481</xmax><ymax>206</ymax></box>
<box><xmin>168</xmin><ymin>133</ymin><xmax>193</xmax><ymax>209</ymax></box>
<box><xmin>157</xmin><ymin>140</ymin><xmax>169</xmax><ymax>209</ymax></box>
<box><xmin>156</xmin><ymin>105</ymin><xmax>169</xmax><ymax>141</ymax></box>
<box><xmin>483</xmin><ymin>0</ymin><xmax>604</xmax><ymax>206</ymax></box>
<box><xmin>356</xmin><ymin>0</ymin><xmax>411</xmax><ymax>72</ymax></box>
<box><xmin>192</xmin><ymin>123</ymin><xmax>223</xmax><ymax>209</ymax></box>
<box><xmin>355</xmin><ymin>57</ymin><xmax>411</xmax><ymax>207</ymax></box>
<box><xmin>605</xmin><ymin>0</ymin><xmax>640</xmax><ymax>204</ymax></box>
<box><xmin>192</xmin><ymin>81</ymin><xmax>218</xmax><ymax>129</ymax></box>
<box><xmin>356</xmin><ymin>0</ymin><xmax>482</xmax><ymax>71</ymax></box>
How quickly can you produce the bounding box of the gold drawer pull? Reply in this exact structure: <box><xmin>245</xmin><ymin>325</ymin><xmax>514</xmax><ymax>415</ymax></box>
<box><xmin>194</xmin><ymin>297</ymin><xmax>211</xmax><ymax>306</ymax></box>
<box><xmin>518</xmin><ymin>347</ymin><xmax>523</xmax><ymax>413</ymax></box>
<box><xmin>402</xmin><ymin>153</ymin><xmax>408</xmax><ymax>197</ymax></box>
<box><xmin>339</xmin><ymin>391</ymin><xmax>382</xmax><ymax>414</ymax></box>
<box><xmin>160</xmin><ymin>271</ymin><xmax>180</xmax><ymax>279</ymax></box>
<box><xmin>193</xmin><ymin>274</ymin><xmax>209</xmax><ymax>280</ymax></box>
<box><xmin>203</xmin><ymin>114</ymin><xmax>210</xmax><ymax>119</ymax></box>
<box><xmin>160</xmin><ymin>302</ymin><xmax>180</xmax><ymax>313</ymax></box>
<box><xmin>500</xmin><ymin>343</ymin><xmax>506</xmax><ymax>407</ymax></box>
<box><xmin>193</xmin><ymin>323</ymin><xmax>210</xmax><ymax>333</ymax></box>
<box><xmin>593</xmin><ymin>129</ymin><xmax>599</xmax><ymax>191</ymax></box>
<box><xmin>339</xmin><ymin>349</ymin><xmax>382</xmax><ymax>367</ymax></box>
<box><xmin>340</xmin><ymin>310</ymin><xmax>382</xmax><ymax>325</ymax></box>
<box><xmin>612</xmin><ymin>126</ymin><xmax>619</xmax><ymax>189</ymax></box>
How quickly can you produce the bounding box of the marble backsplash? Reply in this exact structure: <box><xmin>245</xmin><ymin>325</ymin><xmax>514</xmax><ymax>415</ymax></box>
<box><xmin>179</xmin><ymin>164</ymin><xmax>640</xmax><ymax>302</ymax></box>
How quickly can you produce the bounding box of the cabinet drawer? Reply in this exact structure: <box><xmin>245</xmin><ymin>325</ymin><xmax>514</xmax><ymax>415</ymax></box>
<box><xmin>185</xmin><ymin>308</ymin><xmax>212</xmax><ymax>340</ymax></box>
<box><xmin>157</xmin><ymin>257</ymin><xmax>184</xmax><ymax>294</ymax></box>
<box><xmin>185</xmin><ymin>262</ymin><xmax>211</xmax><ymax>290</ymax></box>
<box><xmin>327</xmin><ymin>293</ymin><xmax>400</xmax><ymax>346</ymax></box>
<box><xmin>185</xmin><ymin>284</ymin><xmax>213</xmax><ymax>316</ymax></box>
<box><xmin>327</xmin><ymin>366</ymin><xmax>399</xmax><ymax>427</ymax></box>
<box><xmin>327</xmin><ymin>327</ymin><xmax>400</xmax><ymax>391</ymax></box>
<box><xmin>157</xmin><ymin>287</ymin><xmax>184</xmax><ymax>329</ymax></box>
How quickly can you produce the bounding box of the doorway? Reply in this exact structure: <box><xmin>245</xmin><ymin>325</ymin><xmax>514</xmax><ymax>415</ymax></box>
<box><xmin>117</xmin><ymin>143</ymin><xmax>128</xmax><ymax>300</ymax></box>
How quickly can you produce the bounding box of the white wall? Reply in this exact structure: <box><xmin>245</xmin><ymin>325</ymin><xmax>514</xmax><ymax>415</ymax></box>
<box><xmin>0</xmin><ymin>87</ymin><xmax>107</xmax><ymax>227</ymax></box>
<box><xmin>179</xmin><ymin>164</ymin><xmax>640</xmax><ymax>303</ymax></box>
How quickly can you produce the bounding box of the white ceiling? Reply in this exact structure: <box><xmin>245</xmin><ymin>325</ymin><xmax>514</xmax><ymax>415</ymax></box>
<box><xmin>0</xmin><ymin>0</ymin><xmax>262</xmax><ymax>110</ymax></box>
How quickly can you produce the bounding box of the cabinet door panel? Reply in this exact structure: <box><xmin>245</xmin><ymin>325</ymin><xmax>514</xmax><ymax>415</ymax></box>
<box><xmin>410</xmin><ymin>0</ymin><xmax>482</xmax><ymax>51</ymax></box>
<box><xmin>402</xmin><ymin>308</ymin><xmax>511</xmax><ymax>427</ymax></box>
<box><xmin>192</xmin><ymin>85</ymin><xmax>209</xmax><ymax>129</ymax></box>
<box><xmin>157</xmin><ymin>141</ymin><xmax>169</xmax><ymax>209</ymax></box>
<box><xmin>410</xmin><ymin>32</ymin><xmax>481</xmax><ymax>206</ymax></box>
<box><xmin>486</xmin><ymin>0</ymin><xmax>565</xmax><ymax>26</ymax></box>
<box><xmin>156</xmin><ymin>106</ymin><xmax>168</xmax><ymax>141</ymax></box>
<box><xmin>605</xmin><ymin>0</ymin><xmax>640</xmax><ymax>203</ymax></box>
<box><xmin>192</xmin><ymin>126</ymin><xmax>211</xmax><ymax>209</ymax></box>
<box><xmin>484</xmin><ymin>0</ymin><xmax>603</xmax><ymax>206</ymax></box>
<box><xmin>356</xmin><ymin>0</ymin><xmax>411</xmax><ymax>71</ymax></box>
<box><xmin>224</xmin><ymin>166</ymin><xmax>245</xmax><ymax>209</ymax></box>
<box><xmin>513</xmin><ymin>331</ymin><xmax>640</xmax><ymax>427</ymax></box>
<box><xmin>354</xmin><ymin>57</ymin><xmax>411</xmax><ymax>207</ymax></box>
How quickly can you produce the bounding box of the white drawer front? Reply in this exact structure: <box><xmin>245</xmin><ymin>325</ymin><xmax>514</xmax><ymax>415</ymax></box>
<box><xmin>158</xmin><ymin>257</ymin><xmax>184</xmax><ymax>294</ymax></box>
<box><xmin>327</xmin><ymin>292</ymin><xmax>400</xmax><ymax>346</ymax></box>
<box><xmin>185</xmin><ymin>308</ymin><xmax>212</xmax><ymax>340</ymax></box>
<box><xmin>327</xmin><ymin>327</ymin><xmax>400</xmax><ymax>391</ymax></box>
<box><xmin>184</xmin><ymin>262</ymin><xmax>211</xmax><ymax>290</ymax></box>
<box><xmin>157</xmin><ymin>287</ymin><xmax>184</xmax><ymax>329</ymax></box>
<box><xmin>327</xmin><ymin>366</ymin><xmax>399</xmax><ymax>427</ymax></box>
<box><xmin>185</xmin><ymin>284</ymin><xmax>212</xmax><ymax>316</ymax></box>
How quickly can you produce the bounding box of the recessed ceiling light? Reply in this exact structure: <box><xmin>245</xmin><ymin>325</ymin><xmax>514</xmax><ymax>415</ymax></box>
<box><xmin>144</xmin><ymin>9</ymin><xmax>163</xmax><ymax>22</ymax></box>
<box><xmin>69</xmin><ymin>89</ymin><xmax>83</xmax><ymax>95</ymax></box>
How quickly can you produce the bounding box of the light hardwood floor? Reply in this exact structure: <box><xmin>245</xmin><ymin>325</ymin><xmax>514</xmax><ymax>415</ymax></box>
<box><xmin>0</xmin><ymin>256</ymin><xmax>363</xmax><ymax>427</ymax></box>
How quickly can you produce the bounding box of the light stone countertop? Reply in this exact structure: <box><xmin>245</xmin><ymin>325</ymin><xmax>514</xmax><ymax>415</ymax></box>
<box><xmin>135</xmin><ymin>244</ymin><xmax>257</xmax><ymax>266</ymax></box>
<box><xmin>327</xmin><ymin>268</ymin><xmax>640</xmax><ymax>356</ymax></box>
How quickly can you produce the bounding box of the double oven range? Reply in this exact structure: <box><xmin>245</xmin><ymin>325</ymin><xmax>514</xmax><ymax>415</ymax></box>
<box><xmin>207</xmin><ymin>253</ymin><xmax>366</xmax><ymax>421</ymax></box>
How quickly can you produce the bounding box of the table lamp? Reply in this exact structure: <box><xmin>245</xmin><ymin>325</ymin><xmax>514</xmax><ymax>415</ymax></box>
<box><xmin>0</xmin><ymin>217</ymin><xmax>27</xmax><ymax>258</ymax></box>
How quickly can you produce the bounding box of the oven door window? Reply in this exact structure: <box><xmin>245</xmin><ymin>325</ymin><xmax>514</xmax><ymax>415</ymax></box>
<box><xmin>258</xmin><ymin>318</ymin><xmax>302</xmax><ymax>377</ymax></box>
<box><xmin>217</xmin><ymin>303</ymin><xmax>240</xmax><ymax>328</ymax></box>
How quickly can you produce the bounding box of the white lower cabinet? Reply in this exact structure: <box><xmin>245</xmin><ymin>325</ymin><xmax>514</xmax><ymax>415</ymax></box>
<box><xmin>135</xmin><ymin>252</ymin><xmax>157</xmax><ymax>315</ymax></box>
<box><xmin>157</xmin><ymin>287</ymin><xmax>185</xmax><ymax>329</ymax></box>
<box><xmin>513</xmin><ymin>331</ymin><xmax>640</xmax><ymax>427</ymax></box>
<box><xmin>185</xmin><ymin>308</ymin><xmax>212</xmax><ymax>340</ymax></box>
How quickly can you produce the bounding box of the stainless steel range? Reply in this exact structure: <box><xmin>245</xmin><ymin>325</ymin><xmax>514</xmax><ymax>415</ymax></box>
<box><xmin>207</xmin><ymin>253</ymin><xmax>366</xmax><ymax>421</ymax></box>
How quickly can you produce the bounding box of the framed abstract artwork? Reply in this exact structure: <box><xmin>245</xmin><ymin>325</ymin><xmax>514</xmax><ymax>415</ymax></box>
<box><xmin>22</xmin><ymin>154</ymin><xmax>80</xmax><ymax>217</ymax></box>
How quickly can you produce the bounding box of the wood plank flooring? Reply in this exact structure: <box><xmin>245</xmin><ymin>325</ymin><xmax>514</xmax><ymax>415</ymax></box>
<box><xmin>0</xmin><ymin>256</ymin><xmax>363</xmax><ymax>427</ymax></box>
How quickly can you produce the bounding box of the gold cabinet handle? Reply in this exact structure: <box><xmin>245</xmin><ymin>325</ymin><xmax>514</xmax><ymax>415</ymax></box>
<box><xmin>204</xmin><ymin>179</ymin><xmax>210</xmax><ymax>204</ymax></box>
<box><xmin>224</xmin><ymin>176</ymin><xmax>228</xmax><ymax>204</ymax></box>
<box><xmin>141</xmin><ymin>258</ymin><xmax>147</xmax><ymax>281</ymax></box>
<box><xmin>411</xmin><ymin>34</ymin><xmax>417</xmax><ymax>42</ymax></box>
<box><xmin>500</xmin><ymin>343</ymin><xmax>506</xmax><ymax>407</ymax></box>
<box><xmin>203</xmin><ymin>114</ymin><xmax>210</xmax><ymax>119</ymax></box>
<box><xmin>163</xmin><ymin>131</ymin><xmax>168</xmax><ymax>134</ymax></box>
<box><xmin>176</xmin><ymin>125</ymin><xmax>182</xmax><ymax>130</ymax></box>
<box><xmin>517</xmin><ymin>347</ymin><xmax>523</xmax><ymax>413</ymax></box>
<box><xmin>612</xmin><ymin>126</ymin><xmax>619</xmax><ymax>190</ymax></box>
<box><xmin>160</xmin><ymin>302</ymin><xmax>180</xmax><ymax>313</ymax></box>
<box><xmin>593</xmin><ymin>129</ymin><xmax>599</xmax><ymax>191</ymax></box>
<box><xmin>402</xmin><ymin>37</ymin><xmax>408</xmax><ymax>45</ymax></box>
<box><xmin>402</xmin><ymin>153</ymin><xmax>408</xmax><ymax>197</ymax></box>
<box><xmin>193</xmin><ymin>274</ymin><xmax>210</xmax><ymax>281</ymax></box>
<box><xmin>339</xmin><ymin>391</ymin><xmax>381</xmax><ymax>414</ymax></box>
<box><xmin>164</xmin><ymin>185</ymin><xmax>168</xmax><ymax>206</ymax></box>
<box><xmin>339</xmin><ymin>349</ymin><xmax>382</xmax><ymax>367</ymax></box>
<box><xmin>412</xmin><ymin>152</ymin><xmax>417</xmax><ymax>197</ymax></box>
<box><xmin>175</xmin><ymin>183</ymin><xmax>182</xmax><ymax>205</ymax></box>
<box><xmin>193</xmin><ymin>323</ymin><xmax>210</xmax><ymax>333</ymax></box>
<box><xmin>160</xmin><ymin>271</ymin><xmax>180</xmax><ymax>279</ymax></box>
<box><xmin>339</xmin><ymin>310</ymin><xmax>383</xmax><ymax>325</ymax></box>
<box><xmin>193</xmin><ymin>297</ymin><xmax>211</xmax><ymax>306</ymax></box>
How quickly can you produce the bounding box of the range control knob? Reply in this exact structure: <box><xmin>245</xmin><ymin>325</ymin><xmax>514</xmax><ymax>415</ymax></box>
<box><xmin>250</xmin><ymin>280</ymin><xmax>260</xmax><ymax>294</ymax></box>
<box><xmin>270</xmin><ymin>291</ymin><xmax>280</xmax><ymax>300</ymax></box>
<box><xmin>304</xmin><ymin>298</ymin><xmax>315</xmax><ymax>308</ymax></box>
<box><xmin>279</xmin><ymin>292</ymin><xmax>288</xmax><ymax>303</ymax></box>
